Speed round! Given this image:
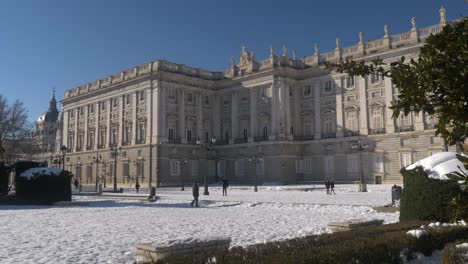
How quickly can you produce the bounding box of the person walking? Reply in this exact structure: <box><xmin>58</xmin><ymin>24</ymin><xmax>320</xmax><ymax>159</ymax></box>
<box><xmin>325</xmin><ymin>179</ymin><xmax>330</xmax><ymax>195</ymax></box>
<box><xmin>135</xmin><ymin>182</ymin><xmax>140</xmax><ymax>194</ymax></box>
<box><xmin>73</xmin><ymin>178</ymin><xmax>79</xmax><ymax>191</ymax></box>
<box><xmin>330</xmin><ymin>179</ymin><xmax>336</xmax><ymax>195</ymax></box>
<box><xmin>222</xmin><ymin>178</ymin><xmax>228</xmax><ymax>196</ymax></box>
<box><xmin>191</xmin><ymin>181</ymin><xmax>199</xmax><ymax>207</ymax></box>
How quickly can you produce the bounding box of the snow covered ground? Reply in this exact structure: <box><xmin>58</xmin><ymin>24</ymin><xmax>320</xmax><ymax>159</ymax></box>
<box><xmin>0</xmin><ymin>184</ymin><xmax>399</xmax><ymax>264</ymax></box>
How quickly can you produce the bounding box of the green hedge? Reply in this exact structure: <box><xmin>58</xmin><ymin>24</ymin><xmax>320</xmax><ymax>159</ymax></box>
<box><xmin>442</xmin><ymin>240</ymin><xmax>468</xmax><ymax>264</ymax></box>
<box><xmin>400</xmin><ymin>166</ymin><xmax>463</xmax><ymax>222</ymax></box>
<box><xmin>140</xmin><ymin>221</ymin><xmax>468</xmax><ymax>264</ymax></box>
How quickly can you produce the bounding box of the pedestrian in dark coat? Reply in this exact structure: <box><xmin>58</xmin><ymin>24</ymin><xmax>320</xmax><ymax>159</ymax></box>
<box><xmin>222</xmin><ymin>178</ymin><xmax>228</xmax><ymax>196</ymax></box>
<box><xmin>191</xmin><ymin>181</ymin><xmax>199</xmax><ymax>207</ymax></box>
<box><xmin>135</xmin><ymin>182</ymin><xmax>140</xmax><ymax>193</ymax></box>
<box><xmin>330</xmin><ymin>179</ymin><xmax>336</xmax><ymax>195</ymax></box>
<box><xmin>73</xmin><ymin>179</ymin><xmax>79</xmax><ymax>191</ymax></box>
<box><xmin>325</xmin><ymin>179</ymin><xmax>330</xmax><ymax>195</ymax></box>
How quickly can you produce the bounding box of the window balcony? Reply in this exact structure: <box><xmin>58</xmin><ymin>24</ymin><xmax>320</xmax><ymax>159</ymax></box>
<box><xmin>344</xmin><ymin>131</ymin><xmax>359</xmax><ymax>137</ymax></box>
<box><xmin>369</xmin><ymin>128</ymin><xmax>386</xmax><ymax>135</ymax></box>
<box><xmin>85</xmin><ymin>145</ymin><xmax>95</xmax><ymax>151</ymax></box>
<box><xmin>234</xmin><ymin>138</ymin><xmax>248</xmax><ymax>144</ymax></box>
<box><xmin>136</xmin><ymin>139</ymin><xmax>146</xmax><ymax>145</ymax></box>
<box><xmin>122</xmin><ymin>141</ymin><xmax>131</xmax><ymax>146</ymax></box>
<box><xmin>254</xmin><ymin>136</ymin><xmax>269</xmax><ymax>142</ymax></box>
<box><xmin>168</xmin><ymin>137</ymin><xmax>181</xmax><ymax>144</ymax></box>
<box><xmin>397</xmin><ymin>126</ymin><xmax>414</xmax><ymax>132</ymax></box>
<box><xmin>97</xmin><ymin>144</ymin><xmax>105</xmax><ymax>150</ymax></box>
<box><xmin>293</xmin><ymin>135</ymin><xmax>315</xmax><ymax>141</ymax></box>
<box><xmin>321</xmin><ymin>133</ymin><xmax>336</xmax><ymax>139</ymax></box>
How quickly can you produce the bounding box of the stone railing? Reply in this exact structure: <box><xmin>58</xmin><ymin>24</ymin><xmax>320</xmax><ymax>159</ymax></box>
<box><xmin>418</xmin><ymin>24</ymin><xmax>442</xmax><ymax>39</ymax></box>
<box><xmin>64</xmin><ymin>60</ymin><xmax>224</xmax><ymax>100</ymax></box>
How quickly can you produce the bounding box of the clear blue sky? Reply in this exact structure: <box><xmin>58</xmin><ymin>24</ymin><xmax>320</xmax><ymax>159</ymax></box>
<box><xmin>0</xmin><ymin>0</ymin><xmax>466</xmax><ymax>122</ymax></box>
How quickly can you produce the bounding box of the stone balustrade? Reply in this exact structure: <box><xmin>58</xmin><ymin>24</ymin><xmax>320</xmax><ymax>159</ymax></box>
<box><xmin>63</xmin><ymin>16</ymin><xmax>448</xmax><ymax>101</ymax></box>
<box><xmin>135</xmin><ymin>237</ymin><xmax>231</xmax><ymax>262</ymax></box>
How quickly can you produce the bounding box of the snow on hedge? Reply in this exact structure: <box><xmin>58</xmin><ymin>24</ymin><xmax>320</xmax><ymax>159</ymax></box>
<box><xmin>19</xmin><ymin>167</ymin><xmax>64</xmax><ymax>179</ymax></box>
<box><xmin>405</xmin><ymin>152</ymin><xmax>468</xmax><ymax>180</ymax></box>
<box><xmin>406</xmin><ymin>229</ymin><xmax>428</xmax><ymax>238</ymax></box>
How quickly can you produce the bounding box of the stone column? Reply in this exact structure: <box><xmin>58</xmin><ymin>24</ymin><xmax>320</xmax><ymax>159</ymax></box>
<box><xmin>357</xmin><ymin>76</ymin><xmax>369</xmax><ymax>135</ymax></box>
<box><xmin>94</xmin><ymin>102</ymin><xmax>99</xmax><ymax>148</ymax></box>
<box><xmin>132</xmin><ymin>92</ymin><xmax>137</xmax><ymax>145</ymax></box>
<box><xmin>270</xmin><ymin>81</ymin><xmax>279</xmax><ymax>140</ymax></box>
<box><xmin>284</xmin><ymin>85</ymin><xmax>292</xmax><ymax>140</ymax></box>
<box><xmin>230</xmin><ymin>92</ymin><xmax>238</xmax><ymax>143</ymax></box>
<box><xmin>196</xmin><ymin>92</ymin><xmax>203</xmax><ymax>140</ymax></box>
<box><xmin>313</xmin><ymin>81</ymin><xmax>321</xmax><ymax>139</ymax></box>
<box><xmin>213</xmin><ymin>94</ymin><xmax>221</xmax><ymax>139</ymax></box>
<box><xmin>335</xmin><ymin>77</ymin><xmax>344</xmax><ymax>137</ymax></box>
<box><xmin>84</xmin><ymin>105</ymin><xmax>89</xmax><ymax>150</ymax></box>
<box><xmin>159</xmin><ymin>86</ymin><xmax>166</xmax><ymax>141</ymax></box>
<box><xmin>119</xmin><ymin>96</ymin><xmax>124</xmax><ymax>147</ymax></box>
<box><xmin>63</xmin><ymin>109</ymin><xmax>69</xmax><ymax>148</ymax></box>
<box><xmin>249</xmin><ymin>87</ymin><xmax>257</xmax><ymax>142</ymax></box>
<box><xmin>384</xmin><ymin>77</ymin><xmax>395</xmax><ymax>133</ymax></box>
<box><xmin>106</xmin><ymin>99</ymin><xmax>111</xmax><ymax>148</ymax></box>
<box><xmin>179</xmin><ymin>89</ymin><xmax>186</xmax><ymax>143</ymax></box>
<box><xmin>293</xmin><ymin>85</ymin><xmax>301</xmax><ymax>137</ymax></box>
<box><xmin>74</xmin><ymin>108</ymin><xmax>78</xmax><ymax>152</ymax></box>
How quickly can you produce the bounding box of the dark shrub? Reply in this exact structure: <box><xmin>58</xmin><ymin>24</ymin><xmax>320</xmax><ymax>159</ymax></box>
<box><xmin>441</xmin><ymin>240</ymin><xmax>468</xmax><ymax>264</ymax></box>
<box><xmin>0</xmin><ymin>163</ymin><xmax>9</xmax><ymax>196</ymax></box>
<box><xmin>400</xmin><ymin>166</ymin><xmax>463</xmax><ymax>222</ymax></box>
<box><xmin>16</xmin><ymin>168</ymin><xmax>72</xmax><ymax>204</ymax></box>
<box><xmin>140</xmin><ymin>221</ymin><xmax>468</xmax><ymax>264</ymax></box>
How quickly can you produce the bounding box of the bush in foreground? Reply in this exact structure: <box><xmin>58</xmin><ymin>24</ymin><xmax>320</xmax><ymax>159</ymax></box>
<box><xmin>139</xmin><ymin>221</ymin><xmax>468</xmax><ymax>264</ymax></box>
<box><xmin>441</xmin><ymin>240</ymin><xmax>468</xmax><ymax>264</ymax></box>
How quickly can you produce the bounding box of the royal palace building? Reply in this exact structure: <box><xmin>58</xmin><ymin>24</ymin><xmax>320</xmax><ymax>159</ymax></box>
<box><xmin>48</xmin><ymin>8</ymin><xmax>456</xmax><ymax>188</ymax></box>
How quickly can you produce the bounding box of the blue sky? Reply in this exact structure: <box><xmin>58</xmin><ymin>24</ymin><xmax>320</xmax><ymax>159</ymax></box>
<box><xmin>0</xmin><ymin>0</ymin><xmax>466</xmax><ymax>122</ymax></box>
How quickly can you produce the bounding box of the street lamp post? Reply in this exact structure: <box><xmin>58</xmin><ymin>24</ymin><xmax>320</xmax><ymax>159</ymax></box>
<box><xmin>196</xmin><ymin>136</ymin><xmax>216</xmax><ymax>195</ymax></box>
<box><xmin>60</xmin><ymin>145</ymin><xmax>67</xmax><ymax>170</ymax></box>
<box><xmin>248</xmin><ymin>152</ymin><xmax>263</xmax><ymax>192</ymax></box>
<box><xmin>92</xmin><ymin>154</ymin><xmax>102</xmax><ymax>191</ymax></box>
<box><xmin>110</xmin><ymin>145</ymin><xmax>122</xmax><ymax>192</ymax></box>
<box><xmin>351</xmin><ymin>139</ymin><xmax>369</xmax><ymax>192</ymax></box>
<box><xmin>178</xmin><ymin>159</ymin><xmax>189</xmax><ymax>191</ymax></box>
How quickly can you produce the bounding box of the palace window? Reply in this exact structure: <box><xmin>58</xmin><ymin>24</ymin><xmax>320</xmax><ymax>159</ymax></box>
<box><xmin>111</xmin><ymin>127</ymin><xmax>118</xmax><ymax>146</ymax></box>
<box><xmin>101</xmin><ymin>102</ymin><xmax>106</xmax><ymax>111</ymax></box>
<box><xmin>168</xmin><ymin>128</ymin><xmax>175</xmax><ymax>140</ymax></box>
<box><xmin>98</xmin><ymin>127</ymin><xmax>106</xmax><ymax>147</ymax></box>
<box><xmin>262</xmin><ymin>126</ymin><xmax>268</xmax><ymax>139</ymax></box>
<box><xmin>374</xmin><ymin>154</ymin><xmax>384</xmax><ymax>173</ymax></box>
<box><xmin>324</xmin><ymin>80</ymin><xmax>332</xmax><ymax>92</ymax></box>
<box><xmin>204</xmin><ymin>96</ymin><xmax>209</xmax><ymax>105</ymax></box>
<box><xmin>347</xmin><ymin>154</ymin><xmax>359</xmax><ymax>173</ymax></box>
<box><xmin>137</xmin><ymin>122</ymin><xmax>146</xmax><ymax>144</ymax></box>
<box><xmin>346</xmin><ymin>76</ymin><xmax>355</xmax><ymax>88</ymax></box>
<box><xmin>139</xmin><ymin>90</ymin><xmax>145</xmax><ymax>102</ymax></box>
<box><xmin>136</xmin><ymin>161</ymin><xmax>144</xmax><ymax>180</ymax></box>
<box><xmin>88</xmin><ymin>130</ymin><xmax>95</xmax><ymax>148</ymax></box>
<box><xmin>123</xmin><ymin>162</ymin><xmax>130</xmax><ymax>178</ymax></box>
<box><xmin>89</xmin><ymin>104</ymin><xmax>94</xmax><ymax>114</ymax></box>
<box><xmin>371</xmin><ymin>72</ymin><xmax>381</xmax><ymax>84</ymax></box>
<box><xmin>168</xmin><ymin>89</ymin><xmax>176</xmax><ymax>100</ymax></box>
<box><xmin>345</xmin><ymin>110</ymin><xmax>359</xmax><ymax>134</ymax></box>
<box><xmin>187</xmin><ymin>130</ymin><xmax>192</xmax><ymax>142</ymax></box>
<box><xmin>124</xmin><ymin>124</ymin><xmax>131</xmax><ymax>145</ymax></box>
<box><xmin>235</xmin><ymin>159</ymin><xmax>245</xmax><ymax>177</ymax></box>
<box><xmin>113</xmin><ymin>98</ymin><xmax>118</xmax><ymax>108</ymax></box>
<box><xmin>171</xmin><ymin>159</ymin><xmax>180</xmax><ymax>176</ymax></box>
<box><xmin>304</xmin><ymin>85</ymin><xmax>311</xmax><ymax>96</ymax></box>
<box><xmin>400</xmin><ymin>152</ymin><xmax>412</xmax><ymax>168</ymax></box>
<box><xmin>186</xmin><ymin>93</ymin><xmax>193</xmax><ymax>103</ymax></box>
<box><xmin>371</xmin><ymin>108</ymin><xmax>384</xmax><ymax>130</ymax></box>
<box><xmin>243</xmin><ymin>129</ymin><xmax>248</xmax><ymax>140</ymax></box>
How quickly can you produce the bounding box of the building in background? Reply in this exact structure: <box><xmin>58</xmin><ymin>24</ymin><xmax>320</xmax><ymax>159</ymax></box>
<box><xmin>54</xmin><ymin>8</ymin><xmax>455</xmax><ymax>187</ymax></box>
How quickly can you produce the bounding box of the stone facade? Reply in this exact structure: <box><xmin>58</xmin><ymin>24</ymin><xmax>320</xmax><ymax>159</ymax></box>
<box><xmin>57</xmin><ymin>9</ymin><xmax>455</xmax><ymax>188</ymax></box>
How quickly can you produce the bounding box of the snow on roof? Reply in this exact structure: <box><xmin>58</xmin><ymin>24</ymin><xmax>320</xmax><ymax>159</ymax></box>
<box><xmin>19</xmin><ymin>167</ymin><xmax>64</xmax><ymax>179</ymax></box>
<box><xmin>405</xmin><ymin>152</ymin><xmax>468</xmax><ymax>180</ymax></box>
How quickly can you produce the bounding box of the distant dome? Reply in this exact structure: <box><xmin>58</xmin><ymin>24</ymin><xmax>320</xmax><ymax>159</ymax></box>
<box><xmin>36</xmin><ymin>90</ymin><xmax>59</xmax><ymax>125</ymax></box>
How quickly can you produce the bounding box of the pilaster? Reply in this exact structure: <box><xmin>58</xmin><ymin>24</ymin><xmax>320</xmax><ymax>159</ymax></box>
<box><xmin>119</xmin><ymin>96</ymin><xmax>124</xmax><ymax>146</ymax></box>
<box><xmin>269</xmin><ymin>81</ymin><xmax>278</xmax><ymax>140</ymax></box>
<box><xmin>179</xmin><ymin>89</ymin><xmax>186</xmax><ymax>143</ymax></box>
<box><xmin>106</xmin><ymin>99</ymin><xmax>111</xmax><ymax>147</ymax></box>
<box><xmin>84</xmin><ymin>105</ymin><xmax>88</xmax><ymax>150</ymax></box>
<box><xmin>213</xmin><ymin>95</ymin><xmax>221</xmax><ymax>139</ymax></box>
<box><xmin>284</xmin><ymin>84</ymin><xmax>292</xmax><ymax>140</ymax></box>
<box><xmin>335</xmin><ymin>78</ymin><xmax>344</xmax><ymax>138</ymax></box>
<box><xmin>357</xmin><ymin>76</ymin><xmax>369</xmax><ymax>135</ymax></box>
<box><xmin>159</xmin><ymin>85</ymin><xmax>166</xmax><ymax>142</ymax></box>
<box><xmin>132</xmin><ymin>92</ymin><xmax>137</xmax><ymax>145</ymax></box>
<box><xmin>249</xmin><ymin>87</ymin><xmax>257</xmax><ymax>142</ymax></box>
<box><xmin>94</xmin><ymin>102</ymin><xmax>99</xmax><ymax>148</ymax></box>
<box><xmin>63</xmin><ymin>110</ymin><xmax>69</xmax><ymax>148</ymax></box>
<box><xmin>74</xmin><ymin>108</ymin><xmax>78</xmax><ymax>152</ymax></box>
<box><xmin>230</xmin><ymin>92</ymin><xmax>238</xmax><ymax>143</ymax></box>
<box><xmin>313</xmin><ymin>81</ymin><xmax>321</xmax><ymax>139</ymax></box>
<box><xmin>384</xmin><ymin>78</ymin><xmax>395</xmax><ymax>133</ymax></box>
<box><xmin>196</xmin><ymin>93</ymin><xmax>203</xmax><ymax>140</ymax></box>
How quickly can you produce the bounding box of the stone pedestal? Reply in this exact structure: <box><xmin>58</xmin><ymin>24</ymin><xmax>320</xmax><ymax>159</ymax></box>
<box><xmin>328</xmin><ymin>218</ymin><xmax>384</xmax><ymax>232</ymax></box>
<box><xmin>135</xmin><ymin>237</ymin><xmax>231</xmax><ymax>262</ymax></box>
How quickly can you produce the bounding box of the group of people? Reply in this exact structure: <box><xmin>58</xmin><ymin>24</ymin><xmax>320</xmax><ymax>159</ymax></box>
<box><xmin>325</xmin><ymin>179</ymin><xmax>336</xmax><ymax>195</ymax></box>
<box><xmin>191</xmin><ymin>178</ymin><xmax>229</xmax><ymax>207</ymax></box>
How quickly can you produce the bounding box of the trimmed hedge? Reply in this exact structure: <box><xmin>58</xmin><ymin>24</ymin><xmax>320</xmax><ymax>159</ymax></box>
<box><xmin>140</xmin><ymin>221</ymin><xmax>468</xmax><ymax>264</ymax></box>
<box><xmin>400</xmin><ymin>166</ymin><xmax>463</xmax><ymax>222</ymax></box>
<box><xmin>441</xmin><ymin>240</ymin><xmax>468</xmax><ymax>264</ymax></box>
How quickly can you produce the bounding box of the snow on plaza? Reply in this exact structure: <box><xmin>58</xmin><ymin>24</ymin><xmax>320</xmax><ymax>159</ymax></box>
<box><xmin>0</xmin><ymin>184</ymin><xmax>399</xmax><ymax>264</ymax></box>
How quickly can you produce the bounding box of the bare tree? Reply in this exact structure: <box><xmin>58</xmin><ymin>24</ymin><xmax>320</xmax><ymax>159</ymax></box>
<box><xmin>0</xmin><ymin>94</ymin><xmax>31</xmax><ymax>162</ymax></box>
